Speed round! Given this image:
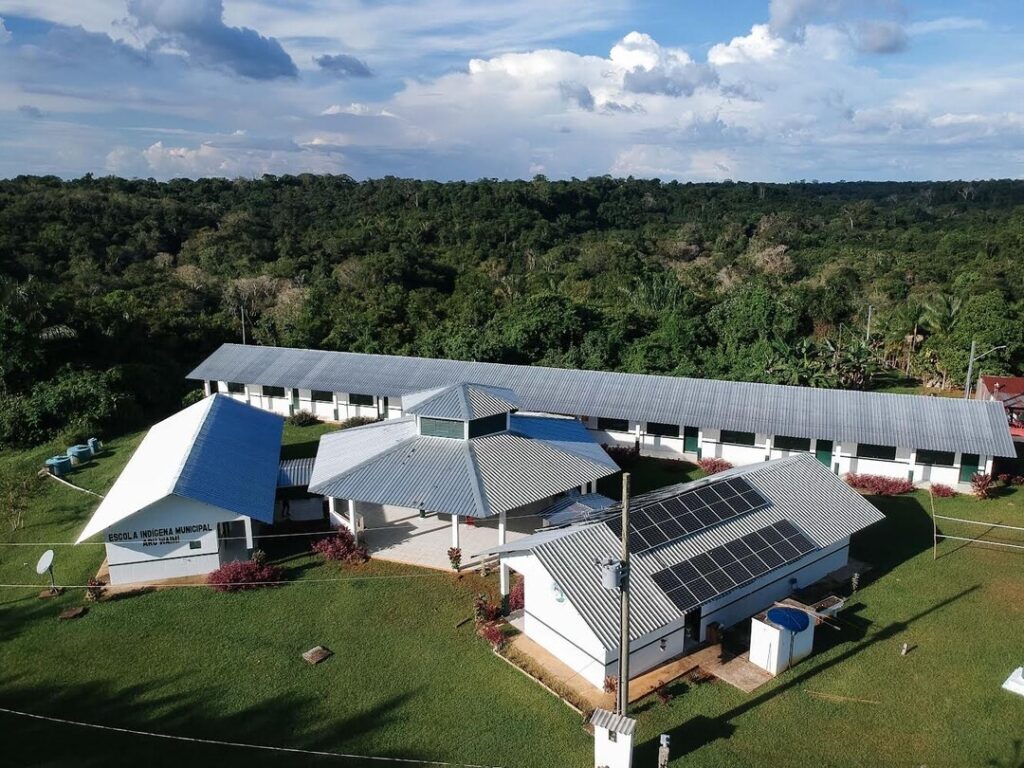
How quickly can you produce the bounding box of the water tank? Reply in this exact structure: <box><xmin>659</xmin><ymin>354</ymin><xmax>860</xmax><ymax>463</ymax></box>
<box><xmin>766</xmin><ymin>607</ymin><xmax>810</xmax><ymax>632</ymax></box>
<box><xmin>66</xmin><ymin>445</ymin><xmax>92</xmax><ymax>466</ymax></box>
<box><xmin>87</xmin><ymin>437</ymin><xmax>103</xmax><ymax>455</ymax></box>
<box><xmin>46</xmin><ymin>455</ymin><xmax>73</xmax><ymax>477</ymax></box>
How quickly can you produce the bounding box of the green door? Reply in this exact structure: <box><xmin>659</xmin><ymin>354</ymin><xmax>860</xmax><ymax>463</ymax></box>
<box><xmin>815</xmin><ymin>440</ymin><xmax>833</xmax><ymax>466</ymax></box>
<box><xmin>683</xmin><ymin>426</ymin><xmax>699</xmax><ymax>454</ymax></box>
<box><xmin>959</xmin><ymin>453</ymin><xmax>980</xmax><ymax>483</ymax></box>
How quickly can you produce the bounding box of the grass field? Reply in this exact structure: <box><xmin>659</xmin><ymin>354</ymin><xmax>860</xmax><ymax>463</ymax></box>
<box><xmin>2</xmin><ymin>428</ymin><xmax>1023</xmax><ymax>767</ymax></box>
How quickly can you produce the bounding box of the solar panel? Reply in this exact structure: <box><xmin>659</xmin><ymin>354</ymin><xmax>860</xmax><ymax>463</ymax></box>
<box><xmin>603</xmin><ymin>475</ymin><xmax>772</xmax><ymax>554</ymax></box>
<box><xmin>650</xmin><ymin>520</ymin><xmax>818</xmax><ymax>610</ymax></box>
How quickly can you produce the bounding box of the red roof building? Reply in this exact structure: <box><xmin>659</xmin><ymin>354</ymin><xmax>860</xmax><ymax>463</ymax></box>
<box><xmin>976</xmin><ymin>375</ymin><xmax>1024</xmax><ymax>438</ymax></box>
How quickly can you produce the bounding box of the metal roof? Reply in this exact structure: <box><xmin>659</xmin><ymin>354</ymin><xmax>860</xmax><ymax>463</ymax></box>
<box><xmin>278</xmin><ymin>457</ymin><xmax>315</xmax><ymax>488</ymax></box>
<box><xmin>590</xmin><ymin>708</ymin><xmax>637</xmax><ymax>736</ymax></box>
<box><xmin>188</xmin><ymin>344</ymin><xmax>1016</xmax><ymax>457</ymax></box>
<box><xmin>539</xmin><ymin>493</ymin><xmax>617</xmax><ymax>526</ymax></box>
<box><xmin>402</xmin><ymin>383</ymin><xmax>519</xmax><ymax>420</ymax></box>
<box><xmin>77</xmin><ymin>395</ymin><xmax>283</xmax><ymax>542</ymax></box>
<box><xmin>308</xmin><ymin>414</ymin><xmax>620</xmax><ymax>518</ymax></box>
<box><xmin>483</xmin><ymin>454</ymin><xmax>885</xmax><ymax>650</ymax></box>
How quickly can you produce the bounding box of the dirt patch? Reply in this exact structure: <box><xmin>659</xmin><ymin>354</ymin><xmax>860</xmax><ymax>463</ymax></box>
<box><xmin>984</xmin><ymin>578</ymin><xmax>1024</xmax><ymax>612</ymax></box>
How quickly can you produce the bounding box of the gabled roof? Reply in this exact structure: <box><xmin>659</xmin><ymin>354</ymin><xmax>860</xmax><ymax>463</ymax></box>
<box><xmin>483</xmin><ymin>454</ymin><xmax>884</xmax><ymax>649</ymax></box>
<box><xmin>402</xmin><ymin>383</ymin><xmax>519</xmax><ymax>420</ymax></box>
<box><xmin>308</xmin><ymin>414</ymin><xmax>619</xmax><ymax>518</ymax></box>
<box><xmin>77</xmin><ymin>395</ymin><xmax>283</xmax><ymax>542</ymax></box>
<box><xmin>188</xmin><ymin>343</ymin><xmax>1017</xmax><ymax>457</ymax></box>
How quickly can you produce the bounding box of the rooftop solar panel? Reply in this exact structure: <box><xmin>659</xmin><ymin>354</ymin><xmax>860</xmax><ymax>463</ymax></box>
<box><xmin>650</xmin><ymin>520</ymin><xmax>818</xmax><ymax>611</ymax></box>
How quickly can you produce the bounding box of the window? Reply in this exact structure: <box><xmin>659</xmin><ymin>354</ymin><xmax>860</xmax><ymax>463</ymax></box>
<box><xmin>262</xmin><ymin>385</ymin><xmax>285</xmax><ymax>398</ymax></box>
<box><xmin>774</xmin><ymin>435</ymin><xmax>811</xmax><ymax>452</ymax></box>
<box><xmin>598</xmin><ymin>417</ymin><xmax>630</xmax><ymax>432</ymax></box>
<box><xmin>647</xmin><ymin>422</ymin><xmax>680</xmax><ymax>438</ymax></box>
<box><xmin>420</xmin><ymin>417</ymin><xmax>464</xmax><ymax>439</ymax></box>
<box><xmin>917</xmin><ymin>449</ymin><xmax>955</xmax><ymax>467</ymax></box>
<box><xmin>189</xmin><ymin>540</ymin><xmax>202</xmax><ymax>550</ymax></box>
<box><xmin>856</xmin><ymin>443</ymin><xmax>897</xmax><ymax>461</ymax></box>
<box><xmin>349</xmin><ymin>393</ymin><xmax>375</xmax><ymax>407</ymax></box>
<box><xmin>468</xmin><ymin>413</ymin><xmax>507</xmax><ymax>438</ymax></box>
<box><xmin>226</xmin><ymin>382</ymin><xmax>245</xmax><ymax>394</ymax></box>
<box><xmin>720</xmin><ymin>430</ymin><xmax>756</xmax><ymax>446</ymax></box>
<box><xmin>607</xmin><ymin>730</ymin><xmax>617</xmax><ymax>743</ymax></box>
<box><xmin>311</xmin><ymin>390</ymin><xmax>334</xmax><ymax>403</ymax></box>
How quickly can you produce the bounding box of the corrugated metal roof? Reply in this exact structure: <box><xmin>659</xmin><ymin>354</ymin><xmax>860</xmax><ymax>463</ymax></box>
<box><xmin>188</xmin><ymin>344</ymin><xmax>1016</xmax><ymax>457</ymax></box>
<box><xmin>590</xmin><ymin>709</ymin><xmax>637</xmax><ymax>736</ymax></box>
<box><xmin>486</xmin><ymin>454</ymin><xmax>885</xmax><ymax>649</ymax></box>
<box><xmin>278</xmin><ymin>457</ymin><xmax>315</xmax><ymax>488</ymax></box>
<box><xmin>402</xmin><ymin>383</ymin><xmax>519</xmax><ymax>420</ymax></box>
<box><xmin>538</xmin><ymin>493</ymin><xmax>617</xmax><ymax>525</ymax></box>
<box><xmin>308</xmin><ymin>414</ymin><xmax>620</xmax><ymax>517</ymax></box>
<box><xmin>77</xmin><ymin>395</ymin><xmax>283</xmax><ymax>542</ymax></box>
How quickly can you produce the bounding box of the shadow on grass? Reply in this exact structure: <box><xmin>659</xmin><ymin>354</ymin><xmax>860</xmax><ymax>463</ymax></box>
<box><xmin>0</xmin><ymin>672</ymin><xmax>426</xmax><ymax>768</ymax></box>
<box><xmin>635</xmin><ymin>585</ymin><xmax>980</xmax><ymax>763</ymax></box>
<box><xmin>280</xmin><ymin>439</ymin><xmax>322</xmax><ymax>461</ymax></box>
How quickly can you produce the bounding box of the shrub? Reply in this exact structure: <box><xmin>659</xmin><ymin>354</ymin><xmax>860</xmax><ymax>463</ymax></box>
<box><xmin>311</xmin><ymin>528</ymin><xmax>368</xmax><ymax>564</ymax></box>
<box><xmin>447</xmin><ymin>547</ymin><xmax>462</xmax><ymax>570</ymax></box>
<box><xmin>1014</xmin><ymin>476</ymin><xmax>1024</xmax><ymax>486</ymax></box>
<box><xmin>84</xmin><ymin>578</ymin><xmax>106</xmax><ymax>602</ymax></box>
<box><xmin>338</xmin><ymin>415</ymin><xmax>380</xmax><ymax>430</ymax></box>
<box><xmin>474</xmin><ymin>593</ymin><xmax>501</xmax><ymax>624</ymax></box>
<box><xmin>845</xmin><ymin>473</ymin><xmax>914</xmax><ymax>496</ymax></box>
<box><xmin>603</xmin><ymin>676</ymin><xmax>618</xmax><ymax>695</ymax></box>
<box><xmin>508</xmin><ymin>577</ymin><xmax>525</xmax><ymax>612</ymax></box>
<box><xmin>478</xmin><ymin>622</ymin><xmax>505</xmax><ymax>651</ymax></box>
<box><xmin>971</xmin><ymin>473</ymin><xmax>995</xmax><ymax>500</ymax></box>
<box><xmin>208</xmin><ymin>558</ymin><xmax>283</xmax><ymax>592</ymax></box>
<box><xmin>654</xmin><ymin>680</ymin><xmax>674</xmax><ymax>705</ymax></box>
<box><xmin>181</xmin><ymin>388</ymin><xmax>205</xmax><ymax>408</ymax></box>
<box><xmin>930</xmin><ymin>483</ymin><xmax>957</xmax><ymax>498</ymax></box>
<box><xmin>698</xmin><ymin>457</ymin><xmax>733</xmax><ymax>475</ymax></box>
<box><xmin>998</xmin><ymin>473</ymin><xmax>1012</xmax><ymax>484</ymax></box>
<box><xmin>287</xmin><ymin>410</ymin><xmax>320</xmax><ymax>427</ymax></box>
<box><xmin>603</xmin><ymin>443</ymin><xmax>639</xmax><ymax>462</ymax></box>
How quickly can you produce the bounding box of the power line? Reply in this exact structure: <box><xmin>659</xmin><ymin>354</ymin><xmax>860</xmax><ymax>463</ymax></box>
<box><xmin>0</xmin><ymin>706</ymin><xmax>504</xmax><ymax>768</ymax></box>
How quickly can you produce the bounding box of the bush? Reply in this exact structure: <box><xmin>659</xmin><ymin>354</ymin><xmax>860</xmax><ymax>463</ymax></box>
<box><xmin>508</xmin><ymin>577</ymin><xmax>525</xmax><ymax>612</ymax></box>
<box><xmin>474</xmin><ymin>593</ymin><xmax>502</xmax><ymax>624</ymax></box>
<box><xmin>603</xmin><ymin>676</ymin><xmax>618</xmax><ymax>695</ymax></box>
<box><xmin>930</xmin><ymin>483</ymin><xmax>957</xmax><ymax>498</ymax></box>
<box><xmin>207</xmin><ymin>558</ymin><xmax>283</xmax><ymax>592</ymax></box>
<box><xmin>971</xmin><ymin>473</ymin><xmax>995</xmax><ymax>500</ymax></box>
<box><xmin>181</xmin><ymin>388</ymin><xmax>205</xmax><ymax>408</ymax></box>
<box><xmin>287</xmin><ymin>410</ymin><xmax>320</xmax><ymax>427</ymax></box>
<box><xmin>654</xmin><ymin>680</ymin><xmax>674</xmax><ymax>705</ymax></box>
<box><xmin>478</xmin><ymin>622</ymin><xmax>505</xmax><ymax>651</ymax></box>
<box><xmin>603</xmin><ymin>443</ymin><xmax>639</xmax><ymax>462</ymax></box>
<box><xmin>1014</xmin><ymin>476</ymin><xmax>1024</xmax><ymax>486</ymax></box>
<box><xmin>311</xmin><ymin>528</ymin><xmax>368</xmax><ymax>564</ymax></box>
<box><xmin>845</xmin><ymin>473</ymin><xmax>914</xmax><ymax>496</ymax></box>
<box><xmin>84</xmin><ymin>578</ymin><xmax>106</xmax><ymax>602</ymax></box>
<box><xmin>698</xmin><ymin>457</ymin><xmax>733</xmax><ymax>475</ymax></box>
<box><xmin>338</xmin><ymin>415</ymin><xmax>380</xmax><ymax>430</ymax></box>
<box><xmin>997</xmin><ymin>473</ymin><xmax>1012</xmax><ymax>484</ymax></box>
<box><xmin>447</xmin><ymin>547</ymin><xmax>462</xmax><ymax>570</ymax></box>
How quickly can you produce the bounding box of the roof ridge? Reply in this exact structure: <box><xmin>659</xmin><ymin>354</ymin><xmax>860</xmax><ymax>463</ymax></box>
<box><xmin>463</xmin><ymin>439</ymin><xmax>490</xmax><ymax>518</ymax></box>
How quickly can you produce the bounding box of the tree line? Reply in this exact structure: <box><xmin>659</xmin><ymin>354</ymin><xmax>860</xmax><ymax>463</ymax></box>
<box><xmin>1</xmin><ymin>174</ymin><xmax>1022</xmax><ymax>448</ymax></box>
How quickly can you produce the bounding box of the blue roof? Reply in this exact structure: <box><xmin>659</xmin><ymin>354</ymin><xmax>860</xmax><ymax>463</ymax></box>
<box><xmin>175</xmin><ymin>395</ymin><xmax>283</xmax><ymax>524</ymax></box>
<box><xmin>278</xmin><ymin>457</ymin><xmax>316</xmax><ymax>488</ymax></box>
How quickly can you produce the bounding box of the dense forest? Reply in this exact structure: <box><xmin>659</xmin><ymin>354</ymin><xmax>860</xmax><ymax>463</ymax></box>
<box><xmin>1</xmin><ymin>175</ymin><xmax>1022</xmax><ymax>448</ymax></box>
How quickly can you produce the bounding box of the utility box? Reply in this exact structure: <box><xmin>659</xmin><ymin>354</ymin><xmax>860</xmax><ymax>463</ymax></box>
<box><xmin>749</xmin><ymin>607</ymin><xmax>815</xmax><ymax>675</ymax></box>
<box><xmin>591</xmin><ymin>709</ymin><xmax>636</xmax><ymax>768</ymax></box>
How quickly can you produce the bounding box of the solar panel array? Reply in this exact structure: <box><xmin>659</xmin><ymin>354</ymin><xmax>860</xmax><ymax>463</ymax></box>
<box><xmin>605</xmin><ymin>477</ymin><xmax>770</xmax><ymax>554</ymax></box>
<box><xmin>651</xmin><ymin>520</ymin><xmax>816</xmax><ymax>612</ymax></box>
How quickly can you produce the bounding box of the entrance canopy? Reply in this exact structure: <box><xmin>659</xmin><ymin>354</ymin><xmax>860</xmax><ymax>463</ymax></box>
<box><xmin>309</xmin><ymin>390</ymin><xmax>619</xmax><ymax>518</ymax></box>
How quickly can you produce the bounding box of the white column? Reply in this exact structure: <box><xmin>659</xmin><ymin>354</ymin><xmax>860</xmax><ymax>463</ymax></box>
<box><xmin>908</xmin><ymin>449</ymin><xmax>918</xmax><ymax>483</ymax></box>
<box><xmin>204</xmin><ymin>380</ymin><xmax>212</xmax><ymax>396</ymax></box>
<box><xmin>984</xmin><ymin>455</ymin><xmax>994</xmax><ymax>476</ymax></box>
<box><xmin>697</xmin><ymin>428</ymin><xmax>704</xmax><ymax>460</ymax></box>
<box><xmin>348</xmin><ymin>499</ymin><xmax>359</xmax><ymax>545</ymax></box>
<box><xmin>498</xmin><ymin>509</ymin><xmax>509</xmax><ymax>597</ymax></box>
<box><xmin>243</xmin><ymin>517</ymin><xmax>254</xmax><ymax>549</ymax></box>
<box><xmin>451</xmin><ymin>514</ymin><xmax>460</xmax><ymax>549</ymax></box>
<box><xmin>764</xmin><ymin>434</ymin><xmax>773</xmax><ymax>461</ymax></box>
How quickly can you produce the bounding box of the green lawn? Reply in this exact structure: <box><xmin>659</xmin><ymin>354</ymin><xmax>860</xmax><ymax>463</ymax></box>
<box><xmin>1</xmin><ymin>439</ymin><xmax>1022</xmax><ymax>767</ymax></box>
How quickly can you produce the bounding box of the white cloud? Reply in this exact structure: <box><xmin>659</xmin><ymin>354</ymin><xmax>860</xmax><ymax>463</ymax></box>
<box><xmin>908</xmin><ymin>17</ymin><xmax>987</xmax><ymax>35</ymax></box>
<box><xmin>106</xmin><ymin>139</ymin><xmax>346</xmax><ymax>178</ymax></box>
<box><xmin>709</xmin><ymin>24</ymin><xmax>789</xmax><ymax>65</ymax></box>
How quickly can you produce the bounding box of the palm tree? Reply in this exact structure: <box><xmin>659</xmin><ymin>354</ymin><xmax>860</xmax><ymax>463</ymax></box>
<box><xmin>922</xmin><ymin>293</ymin><xmax>962</xmax><ymax>336</ymax></box>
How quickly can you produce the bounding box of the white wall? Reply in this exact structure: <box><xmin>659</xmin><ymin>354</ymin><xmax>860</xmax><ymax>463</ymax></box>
<box><xmin>103</xmin><ymin>496</ymin><xmax>246</xmax><ymax>585</ymax></box>
<box><xmin>504</xmin><ymin>553</ymin><xmax>610</xmax><ymax>689</ymax></box>
<box><xmin>749</xmin><ymin>615</ymin><xmax>815</xmax><ymax>675</ymax></box>
<box><xmin>700</xmin><ymin>429</ymin><xmax>768</xmax><ymax>465</ymax></box>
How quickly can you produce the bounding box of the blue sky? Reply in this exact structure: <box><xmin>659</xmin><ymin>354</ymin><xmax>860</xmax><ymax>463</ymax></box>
<box><xmin>0</xmin><ymin>0</ymin><xmax>1021</xmax><ymax>181</ymax></box>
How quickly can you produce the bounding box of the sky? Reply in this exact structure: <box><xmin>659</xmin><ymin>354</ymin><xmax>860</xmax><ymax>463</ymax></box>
<box><xmin>0</xmin><ymin>0</ymin><xmax>1021</xmax><ymax>182</ymax></box>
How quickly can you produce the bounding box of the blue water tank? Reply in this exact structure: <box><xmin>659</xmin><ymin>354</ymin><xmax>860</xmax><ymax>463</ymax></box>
<box><xmin>46</xmin><ymin>455</ymin><xmax>73</xmax><ymax>477</ymax></box>
<box><xmin>66</xmin><ymin>445</ymin><xmax>92</xmax><ymax>465</ymax></box>
<box><xmin>767</xmin><ymin>607</ymin><xmax>810</xmax><ymax>632</ymax></box>
<box><xmin>87</xmin><ymin>437</ymin><xmax>103</xmax><ymax>455</ymax></box>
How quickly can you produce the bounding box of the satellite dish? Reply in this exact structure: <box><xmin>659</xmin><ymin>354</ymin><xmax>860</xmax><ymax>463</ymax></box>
<box><xmin>35</xmin><ymin>549</ymin><xmax>54</xmax><ymax>576</ymax></box>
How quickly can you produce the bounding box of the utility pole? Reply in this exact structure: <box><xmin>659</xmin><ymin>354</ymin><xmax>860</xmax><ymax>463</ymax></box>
<box><xmin>963</xmin><ymin>341</ymin><xmax>1007</xmax><ymax>399</ymax></box>
<box><xmin>864</xmin><ymin>305</ymin><xmax>874</xmax><ymax>344</ymax></box>
<box><xmin>617</xmin><ymin>472</ymin><xmax>631</xmax><ymax>716</ymax></box>
<box><xmin>240</xmin><ymin>305</ymin><xmax>247</xmax><ymax>345</ymax></box>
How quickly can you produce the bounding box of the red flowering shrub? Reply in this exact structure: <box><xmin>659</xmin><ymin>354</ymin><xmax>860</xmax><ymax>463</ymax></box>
<box><xmin>447</xmin><ymin>547</ymin><xmax>462</xmax><ymax>570</ymax></box>
<box><xmin>311</xmin><ymin>528</ymin><xmax>368</xmax><ymax>564</ymax></box>
<box><xmin>998</xmin><ymin>473</ymin><xmax>1012</xmax><ymax>484</ymax></box>
<box><xmin>845</xmin><ymin>473</ymin><xmax>914</xmax><ymax>496</ymax></box>
<box><xmin>603</xmin><ymin>676</ymin><xmax>618</xmax><ymax>695</ymax></box>
<box><xmin>971</xmin><ymin>473</ymin><xmax>995</xmax><ymax>500</ymax></box>
<box><xmin>84</xmin><ymin>577</ymin><xmax>106</xmax><ymax>602</ymax></box>
<box><xmin>474</xmin><ymin>592</ymin><xmax>502</xmax><ymax>624</ymax></box>
<box><xmin>1014</xmin><ymin>476</ymin><xmax>1024</xmax><ymax>486</ymax></box>
<box><xmin>508</xmin><ymin>577</ymin><xmax>525</xmax><ymax>612</ymax></box>
<box><xmin>930</xmin><ymin>483</ymin><xmax>957</xmax><ymax>498</ymax></box>
<box><xmin>698</xmin><ymin>458</ymin><xmax>733</xmax><ymax>475</ymax></box>
<box><xmin>207</xmin><ymin>559</ymin><xmax>283</xmax><ymax>592</ymax></box>
<box><xmin>603</xmin><ymin>443</ymin><xmax>639</xmax><ymax>462</ymax></box>
<box><xmin>478</xmin><ymin>622</ymin><xmax>505</xmax><ymax>650</ymax></box>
